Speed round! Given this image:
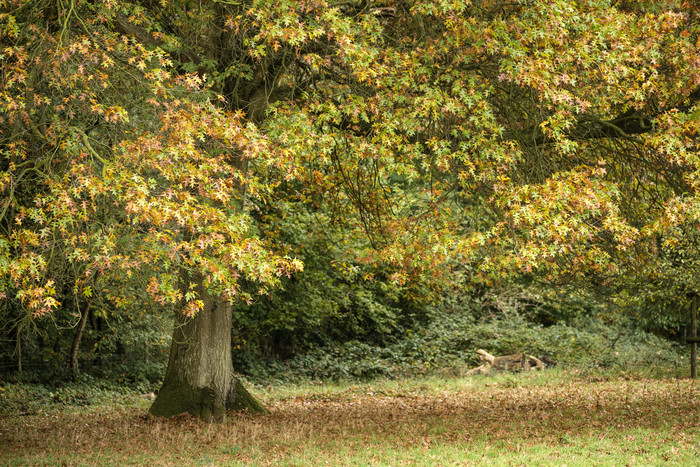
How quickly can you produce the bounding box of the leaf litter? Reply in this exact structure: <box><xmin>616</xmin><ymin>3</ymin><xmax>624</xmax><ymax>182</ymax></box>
<box><xmin>1</xmin><ymin>377</ymin><xmax>698</xmax><ymax>465</ymax></box>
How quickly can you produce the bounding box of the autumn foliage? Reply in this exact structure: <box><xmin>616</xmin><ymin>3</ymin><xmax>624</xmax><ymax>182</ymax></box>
<box><xmin>1</xmin><ymin>0</ymin><xmax>700</xmax><ymax>413</ymax></box>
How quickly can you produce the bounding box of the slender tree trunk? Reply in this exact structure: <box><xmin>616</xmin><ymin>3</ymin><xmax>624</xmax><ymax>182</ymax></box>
<box><xmin>16</xmin><ymin>328</ymin><xmax>21</xmax><ymax>377</ymax></box>
<box><xmin>691</xmin><ymin>295</ymin><xmax>697</xmax><ymax>379</ymax></box>
<box><xmin>69</xmin><ymin>302</ymin><xmax>91</xmax><ymax>379</ymax></box>
<box><xmin>150</xmin><ymin>282</ymin><xmax>268</xmax><ymax>420</ymax></box>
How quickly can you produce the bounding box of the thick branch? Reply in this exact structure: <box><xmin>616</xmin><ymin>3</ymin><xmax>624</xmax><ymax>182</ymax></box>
<box><xmin>112</xmin><ymin>14</ymin><xmax>201</xmax><ymax>68</ymax></box>
<box><xmin>509</xmin><ymin>86</ymin><xmax>700</xmax><ymax>148</ymax></box>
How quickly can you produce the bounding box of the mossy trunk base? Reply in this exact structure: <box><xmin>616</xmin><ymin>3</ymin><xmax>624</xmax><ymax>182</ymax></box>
<box><xmin>150</xmin><ymin>376</ymin><xmax>267</xmax><ymax>420</ymax></box>
<box><xmin>227</xmin><ymin>378</ymin><xmax>268</xmax><ymax>413</ymax></box>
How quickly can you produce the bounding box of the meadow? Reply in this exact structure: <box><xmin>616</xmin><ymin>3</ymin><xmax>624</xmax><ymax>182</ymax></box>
<box><xmin>2</xmin><ymin>370</ymin><xmax>698</xmax><ymax>466</ymax></box>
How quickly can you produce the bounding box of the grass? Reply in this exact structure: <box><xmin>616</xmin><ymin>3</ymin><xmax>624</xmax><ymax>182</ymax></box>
<box><xmin>1</xmin><ymin>369</ymin><xmax>699</xmax><ymax>465</ymax></box>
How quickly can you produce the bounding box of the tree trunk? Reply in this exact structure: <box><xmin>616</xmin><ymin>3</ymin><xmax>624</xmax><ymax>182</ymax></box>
<box><xmin>466</xmin><ymin>349</ymin><xmax>546</xmax><ymax>375</ymax></box>
<box><xmin>149</xmin><ymin>284</ymin><xmax>268</xmax><ymax>420</ymax></box>
<box><xmin>16</xmin><ymin>328</ymin><xmax>22</xmax><ymax>377</ymax></box>
<box><xmin>691</xmin><ymin>295</ymin><xmax>697</xmax><ymax>379</ymax></box>
<box><xmin>69</xmin><ymin>302</ymin><xmax>91</xmax><ymax>379</ymax></box>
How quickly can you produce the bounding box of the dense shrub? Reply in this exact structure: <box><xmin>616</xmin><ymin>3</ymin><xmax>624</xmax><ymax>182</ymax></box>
<box><xmin>243</xmin><ymin>311</ymin><xmax>683</xmax><ymax>383</ymax></box>
<box><xmin>0</xmin><ymin>374</ymin><xmax>156</xmax><ymax>415</ymax></box>
<box><xmin>0</xmin><ymin>303</ymin><xmax>170</xmax><ymax>386</ymax></box>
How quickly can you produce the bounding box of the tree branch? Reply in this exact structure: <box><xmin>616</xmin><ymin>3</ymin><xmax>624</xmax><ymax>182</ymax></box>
<box><xmin>510</xmin><ymin>86</ymin><xmax>700</xmax><ymax>148</ymax></box>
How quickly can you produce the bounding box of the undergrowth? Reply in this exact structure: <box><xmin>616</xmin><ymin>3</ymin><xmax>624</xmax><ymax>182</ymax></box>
<box><xmin>0</xmin><ymin>375</ymin><xmax>157</xmax><ymax>416</ymax></box>
<box><xmin>243</xmin><ymin>314</ymin><xmax>685</xmax><ymax>383</ymax></box>
<box><xmin>0</xmin><ymin>313</ymin><xmax>687</xmax><ymax>417</ymax></box>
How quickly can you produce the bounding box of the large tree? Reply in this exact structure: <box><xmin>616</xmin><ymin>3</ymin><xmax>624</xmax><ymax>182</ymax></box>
<box><xmin>1</xmin><ymin>0</ymin><xmax>304</xmax><ymax>418</ymax></box>
<box><xmin>2</xmin><ymin>0</ymin><xmax>700</xmax><ymax>419</ymax></box>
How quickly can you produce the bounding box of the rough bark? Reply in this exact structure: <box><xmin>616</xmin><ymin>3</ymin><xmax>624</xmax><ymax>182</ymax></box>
<box><xmin>149</xmin><ymin>284</ymin><xmax>268</xmax><ymax>420</ymax></box>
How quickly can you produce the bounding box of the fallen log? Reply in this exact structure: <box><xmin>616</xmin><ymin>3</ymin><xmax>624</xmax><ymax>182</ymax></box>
<box><xmin>466</xmin><ymin>349</ymin><xmax>546</xmax><ymax>376</ymax></box>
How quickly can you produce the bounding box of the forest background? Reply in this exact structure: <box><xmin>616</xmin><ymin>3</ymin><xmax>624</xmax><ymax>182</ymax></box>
<box><xmin>1</xmin><ymin>0</ymin><xmax>699</xmax><ymax>414</ymax></box>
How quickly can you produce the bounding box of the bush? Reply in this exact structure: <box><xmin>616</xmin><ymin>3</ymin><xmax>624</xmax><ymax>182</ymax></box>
<box><xmin>0</xmin><ymin>375</ymin><xmax>156</xmax><ymax>415</ymax></box>
<box><xmin>244</xmin><ymin>310</ymin><xmax>684</xmax><ymax>383</ymax></box>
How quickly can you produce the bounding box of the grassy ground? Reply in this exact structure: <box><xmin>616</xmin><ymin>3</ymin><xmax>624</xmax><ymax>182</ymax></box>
<box><xmin>1</xmin><ymin>370</ymin><xmax>698</xmax><ymax>466</ymax></box>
